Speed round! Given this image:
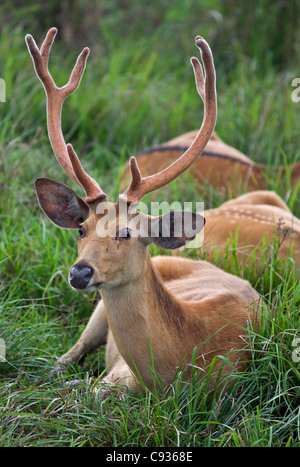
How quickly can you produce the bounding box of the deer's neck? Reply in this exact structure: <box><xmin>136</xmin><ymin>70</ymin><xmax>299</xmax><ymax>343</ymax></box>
<box><xmin>100</xmin><ymin>254</ymin><xmax>189</xmax><ymax>387</ymax></box>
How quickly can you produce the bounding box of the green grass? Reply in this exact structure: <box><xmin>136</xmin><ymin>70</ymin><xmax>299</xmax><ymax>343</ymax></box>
<box><xmin>0</xmin><ymin>0</ymin><xmax>300</xmax><ymax>447</ymax></box>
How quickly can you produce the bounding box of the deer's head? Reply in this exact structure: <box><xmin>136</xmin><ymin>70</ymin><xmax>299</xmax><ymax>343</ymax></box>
<box><xmin>26</xmin><ymin>28</ymin><xmax>216</xmax><ymax>291</ymax></box>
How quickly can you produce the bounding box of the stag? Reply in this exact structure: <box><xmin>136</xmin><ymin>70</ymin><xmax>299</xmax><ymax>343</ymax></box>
<box><xmin>26</xmin><ymin>29</ymin><xmax>260</xmax><ymax>392</ymax></box>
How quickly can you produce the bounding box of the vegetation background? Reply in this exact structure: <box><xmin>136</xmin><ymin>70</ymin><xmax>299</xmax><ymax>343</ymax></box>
<box><xmin>0</xmin><ymin>0</ymin><xmax>299</xmax><ymax>447</ymax></box>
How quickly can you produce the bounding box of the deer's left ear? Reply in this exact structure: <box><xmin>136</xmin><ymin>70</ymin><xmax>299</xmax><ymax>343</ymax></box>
<box><xmin>148</xmin><ymin>211</ymin><xmax>206</xmax><ymax>250</ymax></box>
<box><xmin>35</xmin><ymin>178</ymin><xmax>89</xmax><ymax>229</ymax></box>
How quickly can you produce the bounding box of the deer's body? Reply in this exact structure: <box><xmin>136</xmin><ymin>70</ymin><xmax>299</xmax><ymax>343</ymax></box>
<box><xmin>121</xmin><ymin>131</ymin><xmax>300</xmax><ymax>196</ymax></box>
<box><xmin>200</xmin><ymin>191</ymin><xmax>300</xmax><ymax>267</ymax></box>
<box><xmin>59</xmin><ymin>254</ymin><xmax>259</xmax><ymax>391</ymax></box>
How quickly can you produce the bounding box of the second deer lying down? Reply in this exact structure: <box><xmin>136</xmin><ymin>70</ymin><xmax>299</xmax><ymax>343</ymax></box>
<box><xmin>120</xmin><ymin>130</ymin><xmax>300</xmax><ymax>197</ymax></box>
<box><xmin>194</xmin><ymin>190</ymin><xmax>300</xmax><ymax>269</ymax></box>
<box><xmin>26</xmin><ymin>29</ymin><xmax>261</xmax><ymax>393</ymax></box>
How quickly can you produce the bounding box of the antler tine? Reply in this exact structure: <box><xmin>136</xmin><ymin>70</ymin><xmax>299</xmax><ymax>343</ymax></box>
<box><xmin>25</xmin><ymin>28</ymin><xmax>106</xmax><ymax>203</ymax></box>
<box><xmin>120</xmin><ymin>36</ymin><xmax>217</xmax><ymax>205</ymax></box>
<box><xmin>67</xmin><ymin>144</ymin><xmax>106</xmax><ymax>202</ymax></box>
<box><xmin>190</xmin><ymin>54</ymin><xmax>205</xmax><ymax>101</ymax></box>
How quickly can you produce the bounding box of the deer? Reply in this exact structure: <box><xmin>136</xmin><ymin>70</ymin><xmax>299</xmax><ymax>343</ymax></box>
<box><xmin>169</xmin><ymin>189</ymin><xmax>300</xmax><ymax>270</ymax></box>
<box><xmin>200</xmin><ymin>190</ymin><xmax>300</xmax><ymax>269</ymax></box>
<box><xmin>120</xmin><ymin>129</ymin><xmax>300</xmax><ymax>198</ymax></box>
<box><xmin>26</xmin><ymin>28</ymin><xmax>261</xmax><ymax>394</ymax></box>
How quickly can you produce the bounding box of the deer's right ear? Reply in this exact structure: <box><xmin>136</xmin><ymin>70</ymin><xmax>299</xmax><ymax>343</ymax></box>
<box><xmin>35</xmin><ymin>178</ymin><xmax>89</xmax><ymax>229</ymax></box>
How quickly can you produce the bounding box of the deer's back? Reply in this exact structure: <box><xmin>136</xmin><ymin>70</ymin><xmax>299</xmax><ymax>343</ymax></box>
<box><xmin>152</xmin><ymin>256</ymin><xmax>259</xmax><ymax>306</ymax></box>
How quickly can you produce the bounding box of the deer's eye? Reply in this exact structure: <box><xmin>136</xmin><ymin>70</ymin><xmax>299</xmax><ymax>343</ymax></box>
<box><xmin>78</xmin><ymin>225</ymin><xmax>85</xmax><ymax>237</ymax></box>
<box><xmin>116</xmin><ymin>228</ymin><xmax>131</xmax><ymax>240</ymax></box>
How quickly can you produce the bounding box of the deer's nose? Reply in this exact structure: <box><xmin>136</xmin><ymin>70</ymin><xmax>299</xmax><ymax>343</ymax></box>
<box><xmin>69</xmin><ymin>262</ymin><xmax>94</xmax><ymax>289</ymax></box>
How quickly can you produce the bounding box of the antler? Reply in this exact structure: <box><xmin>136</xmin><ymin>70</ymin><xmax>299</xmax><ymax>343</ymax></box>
<box><xmin>120</xmin><ymin>36</ymin><xmax>217</xmax><ymax>205</ymax></box>
<box><xmin>25</xmin><ymin>28</ymin><xmax>106</xmax><ymax>203</ymax></box>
